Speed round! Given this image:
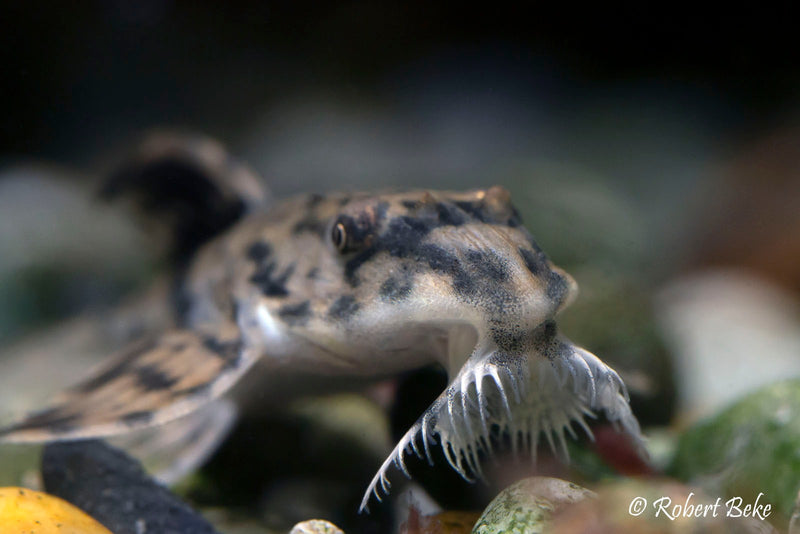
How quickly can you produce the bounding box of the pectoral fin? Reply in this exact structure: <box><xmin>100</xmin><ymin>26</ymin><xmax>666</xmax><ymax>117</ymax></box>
<box><xmin>110</xmin><ymin>398</ymin><xmax>238</xmax><ymax>485</ymax></box>
<box><xmin>0</xmin><ymin>326</ymin><xmax>255</xmax><ymax>443</ymax></box>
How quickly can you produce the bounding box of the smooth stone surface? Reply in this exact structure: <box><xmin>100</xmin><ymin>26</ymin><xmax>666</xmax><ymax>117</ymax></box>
<box><xmin>290</xmin><ymin>519</ymin><xmax>344</xmax><ymax>534</ymax></box>
<box><xmin>657</xmin><ymin>271</ymin><xmax>800</xmax><ymax>421</ymax></box>
<box><xmin>0</xmin><ymin>486</ymin><xmax>112</xmax><ymax>534</ymax></box>
<box><xmin>42</xmin><ymin>439</ymin><xmax>220</xmax><ymax>534</ymax></box>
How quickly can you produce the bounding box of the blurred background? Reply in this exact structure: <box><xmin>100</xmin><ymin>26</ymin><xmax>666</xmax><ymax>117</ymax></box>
<box><xmin>1</xmin><ymin>3</ymin><xmax>800</xmax><ymax>532</ymax></box>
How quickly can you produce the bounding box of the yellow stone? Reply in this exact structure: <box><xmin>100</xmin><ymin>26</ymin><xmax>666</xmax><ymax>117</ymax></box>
<box><xmin>0</xmin><ymin>487</ymin><xmax>112</xmax><ymax>534</ymax></box>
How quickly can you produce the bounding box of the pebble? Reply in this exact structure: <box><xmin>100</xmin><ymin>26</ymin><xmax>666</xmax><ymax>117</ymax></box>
<box><xmin>290</xmin><ymin>519</ymin><xmax>344</xmax><ymax>534</ymax></box>
<box><xmin>471</xmin><ymin>477</ymin><xmax>594</xmax><ymax>534</ymax></box>
<box><xmin>0</xmin><ymin>486</ymin><xmax>112</xmax><ymax>533</ymax></box>
<box><xmin>42</xmin><ymin>439</ymin><xmax>221</xmax><ymax>534</ymax></box>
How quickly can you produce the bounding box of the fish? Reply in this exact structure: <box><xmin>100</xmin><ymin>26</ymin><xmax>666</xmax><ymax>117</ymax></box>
<box><xmin>0</xmin><ymin>133</ymin><xmax>645</xmax><ymax>512</ymax></box>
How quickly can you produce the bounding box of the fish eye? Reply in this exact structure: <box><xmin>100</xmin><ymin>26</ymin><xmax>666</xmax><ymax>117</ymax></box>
<box><xmin>331</xmin><ymin>220</ymin><xmax>348</xmax><ymax>252</ymax></box>
<box><xmin>331</xmin><ymin>215</ymin><xmax>365</xmax><ymax>254</ymax></box>
<box><xmin>330</xmin><ymin>212</ymin><xmax>377</xmax><ymax>254</ymax></box>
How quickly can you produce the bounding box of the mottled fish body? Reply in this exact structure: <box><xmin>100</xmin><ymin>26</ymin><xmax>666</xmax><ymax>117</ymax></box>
<box><xmin>0</xmin><ymin>134</ymin><xmax>645</xmax><ymax>512</ymax></box>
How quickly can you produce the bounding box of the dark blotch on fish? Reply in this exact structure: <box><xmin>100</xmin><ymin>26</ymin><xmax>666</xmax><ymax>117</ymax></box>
<box><xmin>121</xmin><ymin>411</ymin><xmax>154</xmax><ymax>426</ymax></box>
<box><xmin>328</xmin><ymin>295</ymin><xmax>360</xmax><ymax>320</ymax></box>
<box><xmin>136</xmin><ymin>365</ymin><xmax>178</xmax><ymax>391</ymax></box>
<box><xmin>546</xmin><ymin>271</ymin><xmax>569</xmax><ymax>302</ymax></box>
<box><xmin>202</xmin><ymin>336</ymin><xmax>242</xmax><ymax>368</ymax></box>
<box><xmin>4</xmin><ymin>409</ymin><xmax>83</xmax><ymax>435</ymax></box>
<box><xmin>73</xmin><ymin>339</ymin><xmax>159</xmax><ymax>394</ymax></box>
<box><xmin>278</xmin><ymin>301</ymin><xmax>312</xmax><ymax>325</ymax></box>
<box><xmin>380</xmin><ymin>275</ymin><xmax>413</xmax><ymax>302</ymax></box>
<box><xmin>245</xmin><ymin>241</ymin><xmax>272</xmax><ymax>262</ymax></box>
<box><xmin>519</xmin><ymin>247</ymin><xmax>546</xmax><ymax>276</ymax></box>
<box><xmin>434</xmin><ymin>202</ymin><xmax>467</xmax><ymax>226</ymax></box>
<box><xmin>465</xmin><ymin>249</ymin><xmax>509</xmax><ymax>283</ymax></box>
<box><xmin>250</xmin><ymin>262</ymin><xmax>295</xmax><ymax>297</ymax></box>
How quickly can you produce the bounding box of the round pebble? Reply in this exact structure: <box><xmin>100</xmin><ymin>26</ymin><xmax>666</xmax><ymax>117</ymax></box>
<box><xmin>290</xmin><ymin>518</ymin><xmax>345</xmax><ymax>533</ymax></box>
<box><xmin>0</xmin><ymin>486</ymin><xmax>112</xmax><ymax>533</ymax></box>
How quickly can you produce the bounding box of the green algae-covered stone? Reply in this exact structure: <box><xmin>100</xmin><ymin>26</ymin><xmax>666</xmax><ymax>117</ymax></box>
<box><xmin>290</xmin><ymin>519</ymin><xmax>344</xmax><ymax>534</ymax></box>
<box><xmin>472</xmin><ymin>477</ymin><xmax>593</xmax><ymax>534</ymax></box>
<box><xmin>670</xmin><ymin>379</ymin><xmax>800</xmax><ymax>522</ymax></box>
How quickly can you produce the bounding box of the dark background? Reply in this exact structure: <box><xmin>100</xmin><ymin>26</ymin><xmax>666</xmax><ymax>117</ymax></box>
<box><xmin>2</xmin><ymin>3</ymin><xmax>799</xmax><ymax>164</ymax></box>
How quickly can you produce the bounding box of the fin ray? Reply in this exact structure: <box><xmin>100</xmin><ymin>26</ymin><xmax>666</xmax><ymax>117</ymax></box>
<box><xmin>0</xmin><ymin>326</ymin><xmax>255</xmax><ymax>443</ymax></box>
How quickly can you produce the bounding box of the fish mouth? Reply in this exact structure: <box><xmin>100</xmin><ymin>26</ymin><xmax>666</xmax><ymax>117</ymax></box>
<box><xmin>359</xmin><ymin>322</ymin><xmax>646</xmax><ymax>512</ymax></box>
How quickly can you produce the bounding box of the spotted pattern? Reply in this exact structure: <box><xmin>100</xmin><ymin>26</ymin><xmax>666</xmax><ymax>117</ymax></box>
<box><xmin>0</xmin><ymin>186</ymin><xmax>580</xmax><ymax>466</ymax></box>
<box><xmin>342</xmin><ymin>197</ymin><xmax>542</xmax><ymax>308</ymax></box>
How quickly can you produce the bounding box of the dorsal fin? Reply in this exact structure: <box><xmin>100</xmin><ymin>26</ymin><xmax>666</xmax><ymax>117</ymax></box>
<box><xmin>100</xmin><ymin>132</ymin><xmax>269</xmax><ymax>260</ymax></box>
